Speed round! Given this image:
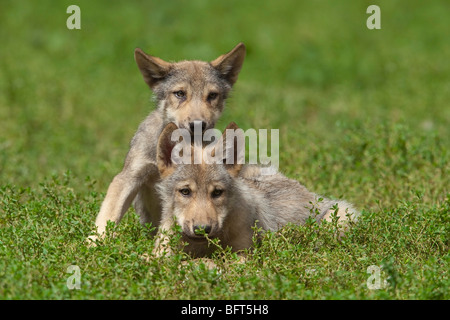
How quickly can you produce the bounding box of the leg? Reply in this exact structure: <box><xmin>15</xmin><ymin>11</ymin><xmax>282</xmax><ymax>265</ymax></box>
<box><xmin>93</xmin><ymin>172</ymin><xmax>138</xmax><ymax>236</ymax></box>
<box><xmin>133</xmin><ymin>180</ymin><xmax>162</xmax><ymax>231</ymax></box>
<box><xmin>90</xmin><ymin>160</ymin><xmax>159</xmax><ymax>241</ymax></box>
<box><xmin>152</xmin><ymin>218</ymin><xmax>175</xmax><ymax>257</ymax></box>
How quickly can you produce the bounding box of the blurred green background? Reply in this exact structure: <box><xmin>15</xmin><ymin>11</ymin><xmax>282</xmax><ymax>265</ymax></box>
<box><xmin>1</xmin><ymin>0</ymin><xmax>449</xmax><ymax>209</ymax></box>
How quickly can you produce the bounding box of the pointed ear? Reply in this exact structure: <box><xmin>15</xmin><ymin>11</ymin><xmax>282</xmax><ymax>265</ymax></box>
<box><xmin>220</xmin><ymin>122</ymin><xmax>244</xmax><ymax>177</ymax></box>
<box><xmin>157</xmin><ymin>122</ymin><xmax>179</xmax><ymax>177</ymax></box>
<box><xmin>210</xmin><ymin>42</ymin><xmax>246</xmax><ymax>86</ymax></box>
<box><xmin>135</xmin><ymin>48</ymin><xmax>172</xmax><ymax>89</ymax></box>
<box><xmin>223</xmin><ymin>121</ymin><xmax>240</xmax><ymax>133</ymax></box>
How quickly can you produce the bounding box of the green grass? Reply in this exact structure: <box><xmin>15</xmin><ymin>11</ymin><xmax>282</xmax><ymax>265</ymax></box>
<box><xmin>0</xmin><ymin>0</ymin><xmax>449</xmax><ymax>299</ymax></box>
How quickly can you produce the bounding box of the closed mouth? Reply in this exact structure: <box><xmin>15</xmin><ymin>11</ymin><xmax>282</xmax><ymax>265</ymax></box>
<box><xmin>183</xmin><ymin>234</ymin><xmax>215</xmax><ymax>243</ymax></box>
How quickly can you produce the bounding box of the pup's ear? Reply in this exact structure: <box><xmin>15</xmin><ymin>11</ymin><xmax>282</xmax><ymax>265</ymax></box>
<box><xmin>210</xmin><ymin>42</ymin><xmax>246</xmax><ymax>86</ymax></box>
<box><xmin>157</xmin><ymin>122</ymin><xmax>179</xmax><ymax>177</ymax></box>
<box><xmin>135</xmin><ymin>48</ymin><xmax>172</xmax><ymax>89</ymax></box>
<box><xmin>220</xmin><ymin>122</ymin><xmax>244</xmax><ymax>177</ymax></box>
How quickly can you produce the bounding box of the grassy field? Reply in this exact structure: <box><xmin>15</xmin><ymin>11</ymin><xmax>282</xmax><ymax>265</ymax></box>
<box><xmin>0</xmin><ymin>0</ymin><xmax>448</xmax><ymax>299</ymax></box>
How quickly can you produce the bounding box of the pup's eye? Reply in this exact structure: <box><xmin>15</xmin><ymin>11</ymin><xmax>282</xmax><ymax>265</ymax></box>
<box><xmin>211</xmin><ymin>189</ymin><xmax>223</xmax><ymax>198</ymax></box>
<box><xmin>207</xmin><ymin>92</ymin><xmax>218</xmax><ymax>100</ymax></box>
<box><xmin>179</xmin><ymin>188</ymin><xmax>191</xmax><ymax>196</ymax></box>
<box><xmin>174</xmin><ymin>90</ymin><xmax>186</xmax><ymax>99</ymax></box>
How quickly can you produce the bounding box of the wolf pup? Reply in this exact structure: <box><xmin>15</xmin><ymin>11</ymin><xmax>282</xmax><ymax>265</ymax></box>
<box><xmin>154</xmin><ymin>122</ymin><xmax>360</xmax><ymax>257</ymax></box>
<box><xmin>90</xmin><ymin>43</ymin><xmax>246</xmax><ymax>241</ymax></box>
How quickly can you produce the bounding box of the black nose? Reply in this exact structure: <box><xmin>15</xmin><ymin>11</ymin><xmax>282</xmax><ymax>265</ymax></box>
<box><xmin>189</xmin><ymin>121</ymin><xmax>207</xmax><ymax>133</ymax></box>
<box><xmin>193</xmin><ymin>225</ymin><xmax>212</xmax><ymax>236</ymax></box>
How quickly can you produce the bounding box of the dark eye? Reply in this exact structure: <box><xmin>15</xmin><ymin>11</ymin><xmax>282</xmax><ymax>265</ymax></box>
<box><xmin>211</xmin><ymin>189</ymin><xmax>223</xmax><ymax>198</ymax></box>
<box><xmin>174</xmin><ymin>90</ymin><xmax>186</xmax><ymax>99</ymax></box>
<box><xmin>179</xmin><ymin>188</ymin><xmax>191</xmax><ymax>196</ymax></box>
<box><xmin>207</xmin><ymin>92</ymin><xmax>218</xmax><ymax>100</ymax></box>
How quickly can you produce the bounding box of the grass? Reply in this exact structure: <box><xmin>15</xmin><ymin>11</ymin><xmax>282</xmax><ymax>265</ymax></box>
<box><xmin>0</xmin><ymin>0</ymin><xmax>449</xmax><ymax>299</ymax></box>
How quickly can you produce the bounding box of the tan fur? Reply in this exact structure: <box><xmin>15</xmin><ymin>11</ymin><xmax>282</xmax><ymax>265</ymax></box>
<box><xmin>154</xmin><ymin>123</ymin><xmax>360</xmax><ymax>257</ymax></box>
<box><xmin>89</xmin><ymin>43</ymin><xmax>246</xmax><ymax>243</ymax></box>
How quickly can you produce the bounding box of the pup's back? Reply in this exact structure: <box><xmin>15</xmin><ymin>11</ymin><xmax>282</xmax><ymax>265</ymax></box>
<box><xmin>237</xmin><ymin>165</ymin><xmax>359</xmax><ymax>232</ymax></box>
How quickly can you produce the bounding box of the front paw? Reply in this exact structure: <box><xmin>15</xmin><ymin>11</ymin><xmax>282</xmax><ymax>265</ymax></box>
<box><xmin>152</xmin><ymin>243</ymin><xmax>173</xmax><ymax>257</ymax></box>
<box><xmin>85</xmin><ymin>235</ymin><xmax>99</xmax><ymax>247</ymax></box>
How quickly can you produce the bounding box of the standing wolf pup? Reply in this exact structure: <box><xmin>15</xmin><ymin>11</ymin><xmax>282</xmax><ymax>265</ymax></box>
<box><xmin>90</xmin><ymin>43</ymin><xmax>246</xmax><ymax>241</ymax></box>
<box><xmin>154</xmin><ymin>122</ymin><xmax>360</xmax><ymax>257</ymax></box>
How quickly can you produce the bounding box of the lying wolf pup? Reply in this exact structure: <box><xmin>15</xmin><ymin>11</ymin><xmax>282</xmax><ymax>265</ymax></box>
<box><xmin>154</xmin><ymin>122</ymin><xmax>360</xmax><ymax>257</ymax></box>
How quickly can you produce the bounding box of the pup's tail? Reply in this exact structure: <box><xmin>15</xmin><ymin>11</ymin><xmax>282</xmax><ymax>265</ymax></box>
<box><xmin>318</xmin><ymin>198</ymin><xmax>360</xmax><ymax>236</ymax></box>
